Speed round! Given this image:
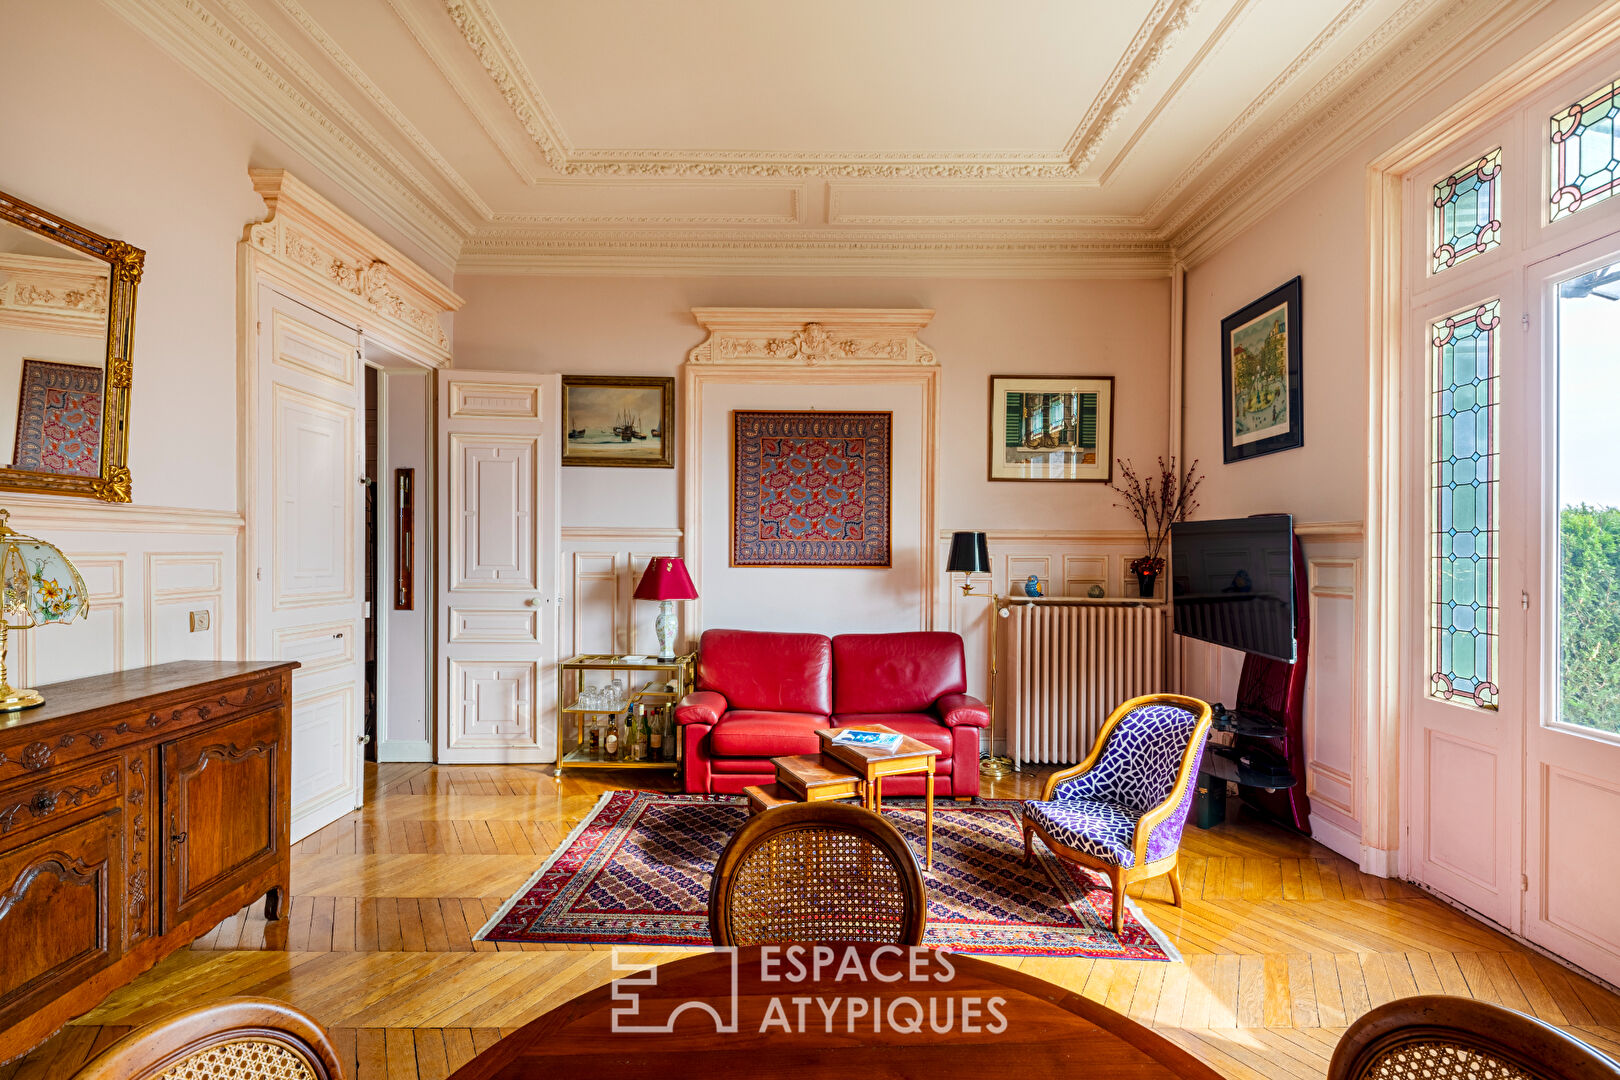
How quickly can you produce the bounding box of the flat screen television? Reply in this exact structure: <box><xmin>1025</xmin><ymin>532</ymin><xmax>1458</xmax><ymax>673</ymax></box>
<box><xmin>1170</xmin><ymin>515</ymin><xmax>1296</xmax><ymax>663</ymax></box>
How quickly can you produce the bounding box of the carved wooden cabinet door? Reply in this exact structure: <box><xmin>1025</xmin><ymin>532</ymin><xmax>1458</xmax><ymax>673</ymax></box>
<box><xmin>160</xmin><ymin>711</ymin><xmax>283</xmax><ymax>932</ymax></box>
<box><xmin>0</xmin><ymin>809</ymin><xmax>122</xmax><ymax>1030</ymax></box>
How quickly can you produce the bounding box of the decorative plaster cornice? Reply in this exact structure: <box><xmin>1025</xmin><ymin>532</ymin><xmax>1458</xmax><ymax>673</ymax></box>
<box><xmin>687</xmin><ymin>308</ymin><xmax>936</xmax><ymax>367</ymax></box>
<box><xmin>457</xmin><ymin>226</ymin><xmax>1175</xmax><ymax>278</ymax></box>
<box><xmin>1165</xmin><ymin>0</ymin><xmax>1518</xmax><ymax>259</ymax></box>
<box><xmin>103</xmin><ymin>0</ymin><xmax>466</xmax><ymax>270</ymax></box>
<box><xmin>443</xmin><ymin>0</ymin><xmax>572</xmax><ymax>171</ymax></box>
<box><xmin>1064</xmin><ymin>0</ymin><xmax>1204</xmax><ymax>170</ymax></box>
<box><xmin>246</xmin><ymin>170</ymin><xmax>463</xmax><ymax>363</ymax></box>
<box><xmin>440</xmin><ymin>0</ymin><xmax>1205</xmax><ymax>180</ymax></box>
<box><xmin>0</xmin><ymin>254</ymin><xmax>110</xmax><ymax>337</ymax></box>
<box><xmin>103</xmin><ymin>0</ymin><xmax>1536</xmax><ymax>277</ymax></box>
<box><xmin>268</xmin><ymin>0</ymin><xmax>494</xmax><ymax>220</ymax></box>
<box><xmin>826</xmin><ymin>183</ymin><xmax>1145</xmax><ymax>227</ymax></box>
<box><xmin>488</xmin><ymin>185</ymin><xmax>804</xmax><ymax>227</ymax></box>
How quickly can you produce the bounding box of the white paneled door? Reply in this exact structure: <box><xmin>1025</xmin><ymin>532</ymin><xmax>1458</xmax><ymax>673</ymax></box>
<box><xmin>1403</xmin><ymin>273</ymin><xmax>1528</xmax><ymax>932</ymax></box>
<box><xmin>1521</xmin><ymin>240</ymin><xmax>1620</xmax><ymax>986</ymax></box>
<box><xmin>253</xmin><ymin>287</ymin><xmax>366</xmax><ymax>842</ymax></box>
<box><xmin>436</xmin><ymin>371</ymin><xmax>560</xmax><ymax>763</ymax></box>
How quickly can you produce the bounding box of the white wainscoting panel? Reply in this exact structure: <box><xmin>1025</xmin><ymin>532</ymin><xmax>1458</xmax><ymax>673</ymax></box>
<box><xmin>447</xmin><ymin>660</ymin><xmax>538</xmax><ymax>750</ymax></box>
<box><xmin>937</xmin><ymin>530</ymin><xmax>1166</xmax><ymax>760</ymax></box>
<box><xmin>9</xmin><ymin>513</ymin><xmax>238</xmax><ymax>688</ymax></box>
<box><xmin>1305</xmin><ymin>557</ymin><xmax>1362</xmax><ymax>844</ymax></box>
<box><xmin>561</xmin><ymin>529</ymin><xmax>685</xmax><ymax>661</ymax></box>
<box><xmin>451</xmin><ymin>435</ymin><xmax>537</xmax><ymax>590</ymax></box>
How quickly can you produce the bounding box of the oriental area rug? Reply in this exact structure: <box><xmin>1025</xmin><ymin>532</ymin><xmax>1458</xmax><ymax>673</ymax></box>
<box><xmin>475</xmin><ymin>791</ymin><xmax>1179</xmax><ymax>961</ymax></box>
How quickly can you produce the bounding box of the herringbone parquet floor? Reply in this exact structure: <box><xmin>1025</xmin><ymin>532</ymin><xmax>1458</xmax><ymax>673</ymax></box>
<box><xmin>5</xmin><ymin>762</ymin><xmax>1619</xmax><ymax>1080</ymax></box>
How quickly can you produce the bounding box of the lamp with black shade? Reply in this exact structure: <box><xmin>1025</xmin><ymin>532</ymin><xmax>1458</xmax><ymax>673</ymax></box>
<box><xmin>946</xmin><ymin>530</ymin><xmax>1014</xmax><ymax>778</ymax></box>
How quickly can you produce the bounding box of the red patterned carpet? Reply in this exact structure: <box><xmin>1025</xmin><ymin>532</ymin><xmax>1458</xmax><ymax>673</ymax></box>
<box><xmin>476</xmin><ymin>791</ymin><xmax>1179</xmax><ymax>960</ymax></box>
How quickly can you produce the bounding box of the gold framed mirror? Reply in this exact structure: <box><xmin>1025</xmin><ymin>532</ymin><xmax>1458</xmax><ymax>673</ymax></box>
<box><xmin>0</xmin><ymin>189</ymin><xmax>141</xmax><ymax>502</ymax></box>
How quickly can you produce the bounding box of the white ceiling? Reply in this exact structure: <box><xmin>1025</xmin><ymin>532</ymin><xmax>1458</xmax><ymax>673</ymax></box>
<box><xmin>107</xmin><ymin>0</ymin><xmax>1534</xmax><ymax>274</ymax></box>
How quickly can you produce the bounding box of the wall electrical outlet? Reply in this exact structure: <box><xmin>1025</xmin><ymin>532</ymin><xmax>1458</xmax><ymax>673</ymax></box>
<box><xmin>189</xmin><ymin>610</ymin><xmax>211</xmax><ymax>633</ymax></box>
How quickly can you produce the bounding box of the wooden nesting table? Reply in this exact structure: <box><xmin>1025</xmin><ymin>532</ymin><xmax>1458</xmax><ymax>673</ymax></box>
<box><xmin>742</xmin><ymin>724</ymin><xmax>941</xmax><ymax>869</ymax></box>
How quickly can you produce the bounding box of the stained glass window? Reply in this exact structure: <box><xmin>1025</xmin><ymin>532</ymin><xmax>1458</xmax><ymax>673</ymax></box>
<box><xmin>1551</xmin><ymin>77</ymin><xmax>1620</xmax><ymax>220</ymax></box>
<box><xmin>1432</xmin><ymin>149</ymin><xmax>1501</xmax><ymax>272</ymax></box>
<box><xmin>1430</xmin><ymin>300</ymin><xmax>1501</xmax><ymax>710</ymax></box>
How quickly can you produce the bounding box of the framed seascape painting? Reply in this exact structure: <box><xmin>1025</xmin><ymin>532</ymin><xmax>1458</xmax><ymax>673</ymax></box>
<box><xmin>731</xmin><ymin>410</ymin><xmax>892</xmax><ymax>568</ymax></box>
<box><xmin>987</xmin><ymin>375</ymin><xmax>1114</xmax><ymax>482</ymax></box>
<box><xmin>561</xmin><ymin>375</ymin><xmax>674</xmax><ymax>468</ymax></box>
<box><xmin>1220</xmin><ymin>276</ymin><xmax>1303</xmax><ymax>463</ymax></box>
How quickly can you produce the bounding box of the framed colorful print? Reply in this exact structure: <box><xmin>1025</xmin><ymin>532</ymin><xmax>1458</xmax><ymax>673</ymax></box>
<box><xmin>731</xmin><ymin>410</ymin><xmax>892</xmax><ymax>568</ymax></box>
<box><xmin>1220</xmin><ymin>276</ymin><xmax>1303</xmax><ymax>463</ymax></box>
<box><xmin>561</xmin><ymin>375</ymin><xmax>674</xmax><ymax>468</ymax></box>
<box><xmin>987</xmin><ymin>375</ymin><xmax>1114</xmax><ymax>482</ymax></box>
<box><xmin>13</xmin><ymin>359</ymin><xmax>104</xmax><ymax>478</ymax></box>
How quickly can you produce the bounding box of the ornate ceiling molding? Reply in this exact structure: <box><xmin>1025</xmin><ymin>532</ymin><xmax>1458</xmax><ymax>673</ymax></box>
<box><xmin>1152</xmin><ymin>0</ymin><xmax>1394</xmax><ymax>227</ymax></box>
<box><xmin>268</xmin><ymin>0</ymin><xmax>494</xmax><ymax>219</ymax></box>
<box><xmin>826</xmin><ymin>184</ymin><xmax>1144</xmax><ymax>228</ymax></box>
<box><xmin>440</xmin><ymin>0</ymin><xmax>1203</xmax><ymax>180</ymax></box>
<box><xmin>105</xmin><ymin>0</ymin><xmax>1540</xmax><ymax>276</ymax></box>
<box><xmin>687</xmin><ymin>308</ymin><xmax>937</xmax><ymax>367</ymax></box>
<box><xmin>458</xmin><ymin>225</ymin><xmax>1175</xmax><ymax>278</ymax></box>
<box><xmin>0</xmin><ymin>254</ymin><xmax>110</xmax><ymax>337</ymax></box>
<box><xmin>1063</xmin><ymin>0</ymin><xmax>1204</xmax><ymax>170</ymax></box>
<box><xmin>104</xmin><ymin>0</ymin><xmax>467</xmax><ymax>270</ymax></box>
<box><xmin>245</xmin><ymin>170</ymin><xmax>463</xmax><ymax>364</ymax></box>
<box><xmin>1167</xmin><ymin>0</ymin><xmax>1538</xmax><ymax>260</ymax></box>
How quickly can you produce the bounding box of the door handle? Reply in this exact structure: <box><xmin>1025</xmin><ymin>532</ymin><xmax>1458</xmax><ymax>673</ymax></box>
<box><xmin>170</xmin><ymin>831</ymin><xmax>187</xmax><ymax>845</ymax></box>
<box><xmin>524</xmin><ymin>597</ymin><xmax>540</xmax><ymax>607</ymax></box>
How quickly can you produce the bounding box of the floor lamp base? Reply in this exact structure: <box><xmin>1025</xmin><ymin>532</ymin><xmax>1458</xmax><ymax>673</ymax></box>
<box><xmin>979</xmin><ymin>754</ymin><xmax>1015</xmax><ymax>778</ymax></box>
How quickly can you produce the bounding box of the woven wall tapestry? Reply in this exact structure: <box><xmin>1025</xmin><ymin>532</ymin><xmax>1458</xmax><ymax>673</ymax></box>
<box><xmin>13</xmin><ymin>359</ymin><xmax>103</xmax><ymax>477</ymax></box>
<box><xmin>731</xmin><ymin>410</ymin><xmax>892</xmax><ymax>567</ymax></box>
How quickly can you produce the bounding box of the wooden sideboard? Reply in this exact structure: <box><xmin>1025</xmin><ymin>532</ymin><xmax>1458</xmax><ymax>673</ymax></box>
<box><xmin>0</xmin><ymin>660</ymin><xmax>297</xmax><ymax>1062</ymax></box>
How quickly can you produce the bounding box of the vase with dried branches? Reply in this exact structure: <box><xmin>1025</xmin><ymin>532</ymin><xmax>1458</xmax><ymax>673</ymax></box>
<box><xmin>1111</xmin><ymin>456</ymin><xmax>1203</xmax><ymax>597</ymax></box>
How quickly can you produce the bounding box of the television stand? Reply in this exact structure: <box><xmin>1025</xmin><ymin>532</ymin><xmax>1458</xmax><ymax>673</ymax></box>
<box><xmin>1193</xmin><ymin>530</ymin><xmax>1313</xmax><ymax>834</ymax></box>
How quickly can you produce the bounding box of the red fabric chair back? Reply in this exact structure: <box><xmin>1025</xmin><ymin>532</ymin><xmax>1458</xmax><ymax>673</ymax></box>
<box><xmin>831</xmin><ymin>632</ymin><xmax>967</xmax><ymax>715</ymax></box>
<box><xmin>695</xmin><ymin>629</ymin><xmax>834</xmax><ymax>715</ymax></box>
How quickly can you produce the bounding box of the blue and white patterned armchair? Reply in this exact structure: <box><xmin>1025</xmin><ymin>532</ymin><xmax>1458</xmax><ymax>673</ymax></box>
<box><xmin>1022</xmin><ymin>693</ymin><xmax>1213</xmax><ymax>933</ymax></box>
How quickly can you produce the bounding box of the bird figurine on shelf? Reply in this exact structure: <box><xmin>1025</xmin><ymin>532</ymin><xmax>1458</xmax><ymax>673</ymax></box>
<box><xmin>1022</xmin><ymin>574</ymin><xmax>1044</xmax><ymax>597</ymax></box>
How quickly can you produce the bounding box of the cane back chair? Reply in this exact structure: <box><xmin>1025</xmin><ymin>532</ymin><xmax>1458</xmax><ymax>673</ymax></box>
<box><xmin>1329</xmin><ymin>996</ymin><xmax>1620</xmax><ymax>1080</ymax></box>
<box><xmin>709</xmin><ymin>800</ymin><xmax>927</xmax><ymax>946</ymax></box>
<box><xmin>71</xmin><ymin>999</ymin><xmax>343</xmax><ymax>1080</ymax></box>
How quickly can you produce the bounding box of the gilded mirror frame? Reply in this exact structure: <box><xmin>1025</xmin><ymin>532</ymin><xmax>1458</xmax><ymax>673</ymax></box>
<box><xmin>0</xmin><ymin>189</ymin><xmax>141</xmax><ymax>502</ymax></box>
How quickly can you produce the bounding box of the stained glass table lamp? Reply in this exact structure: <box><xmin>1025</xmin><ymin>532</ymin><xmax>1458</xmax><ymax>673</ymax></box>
<box><xmin>0</xmin><ymin>509</ymin><xmax>88</xmax><ymax>710</ymax></box>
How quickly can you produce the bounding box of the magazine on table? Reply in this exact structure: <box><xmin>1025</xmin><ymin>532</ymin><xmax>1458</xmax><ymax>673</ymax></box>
<box><xmin>830</xmin><ymin>728</ymin><xmax>903</xmax><ymax>752</ymax></box>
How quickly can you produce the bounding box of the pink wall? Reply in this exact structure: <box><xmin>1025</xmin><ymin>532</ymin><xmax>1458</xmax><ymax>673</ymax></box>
<box><xmin>451</xmin><ymin>275</ymin><xmax>1172</xmax><ymax>535</ymax></box>
<box><xmin>1180</xmin><ymin>0</ymin><xmax>1603</xmax><ymax>526</ymax></box>
<box><xmin>0</xmin><ymin>0</ymin><xmax>450</xmax><ymax>512</ymax></box>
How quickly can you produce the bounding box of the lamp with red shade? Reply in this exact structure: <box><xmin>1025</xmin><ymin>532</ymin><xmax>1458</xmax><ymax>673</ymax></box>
<box><xmin>634</xmin><ymin>556</ymin><xmax>698</xmax><ymax>660</ymax></box>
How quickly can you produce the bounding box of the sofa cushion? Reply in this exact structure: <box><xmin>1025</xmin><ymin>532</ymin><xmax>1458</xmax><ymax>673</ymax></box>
<box><xmin>831</xmin><ymin>632</ymin><xmax>967</xmax><ymax>714</ymax></box>
<box><xmin>708</xmin><ymin>710</ymin><xmax>830</xmax><ymax>757</ymax></box>
<box><xmin>710</xmin><ymin>757</ymin><xmax>778</xmax><ymax>774</ymax></box>
<box><xmin>831</xmin><ymin>714</ymin><xmax>954</xmax><ymax>772</ymax></box>
<box><xmin>696</xmin><ymin>629</ymin><xmax>833</xmax><ymax>715</ymax></box>
<box><xmin>1024</xmin><ymin>797</ymin><xmax>1139</xmax><ymax>868</ymax></box>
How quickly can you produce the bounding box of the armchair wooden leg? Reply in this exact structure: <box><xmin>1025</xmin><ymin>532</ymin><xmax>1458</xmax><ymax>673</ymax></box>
<box><xmin>1168</xmin><ymin>862</ymin><xmax>1184</xmax><ymax>908</ymax></box>
<box><xmin>1109</xmin><ymin>866</ymin><xmax>1126</xmax><ymax>935</ymax></box>
<box><xmin>1022</xmin><ymin>818</ymin><xmax>1034</xmax><ymax>866</ymax></box>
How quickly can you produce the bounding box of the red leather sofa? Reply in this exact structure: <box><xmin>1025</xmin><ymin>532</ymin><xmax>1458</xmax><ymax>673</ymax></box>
<box><xmin>674</xmin><ymin>628</ymin><xmax>990</xmax><ymax>797</ymax></box>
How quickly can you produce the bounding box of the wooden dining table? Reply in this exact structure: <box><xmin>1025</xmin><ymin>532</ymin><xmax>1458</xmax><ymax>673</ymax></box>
<box><xmin>446</xmin><ymin>945</ymin><xmax>1221</xmax><ymax>1079</ymax></box>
